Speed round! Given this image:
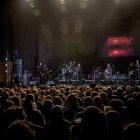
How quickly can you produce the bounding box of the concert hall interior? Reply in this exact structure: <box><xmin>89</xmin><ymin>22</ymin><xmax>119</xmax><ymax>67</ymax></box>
<box><xmin>1</xmin><ymin>1</ymin><xmax>140</xmax><ymax>140</ymax></box>
<box><xmin>1</xmin><ymin>0</ymin><xmax>140</xmax><ymax>86</ymax></box>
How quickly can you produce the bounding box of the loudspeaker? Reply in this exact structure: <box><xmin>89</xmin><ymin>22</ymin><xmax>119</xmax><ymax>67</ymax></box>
<box><xmin>46</xmin><ymin>81</ymin><xmax>55</xmax><ymax>86</ymax></box>
<box><xmin>94</xmin><ymin>72</ymin><xmax>100</xmax><ymax>84</ymax></box>
<box><xmin>14</xmin><ymin>59</ymin><xmax>22</xmax><ymax>74</ymax></box>
<box><xmin>29</xmin><ymin>80</ymin><xmax>39</xmax><ymax>86</ymax></box>
<box><xmin>29</xmin><ymin>77</ymin><xmax>40</xmax><ymax>86</ymax></box>
<box><xmin>102</xmin><ymin>80</ymin><xmax>114</xmax><ymax>85</ymax></box>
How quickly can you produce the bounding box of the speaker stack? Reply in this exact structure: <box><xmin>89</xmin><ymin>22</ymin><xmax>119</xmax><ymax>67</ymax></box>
<box><xmin>13</xmin><ymin>59</ymin><xmax>22</xmax><ymax>85</ymax></box>
<box><xmin>94</xmin><ymin>71</ymin><xmax>100</xmax><ymax>84</ymax></box>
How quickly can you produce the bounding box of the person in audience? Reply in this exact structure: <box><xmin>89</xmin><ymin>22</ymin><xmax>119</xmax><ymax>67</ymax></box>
<box><xmin>63</xmin><ymin>94</ymin><xmax>83</xmax><ymax>121</ymax></box>
<box><xmin>123</xmin><ymin>123</ymin><xmax>140</xmax><ymax>140</ymax></box>
<box><xmin>22</xmin><ymin>94</ymin><xmax>45</xmax><ymax>127</ymax></box>
<box><xmin>4</xmin><ymin>120</ymin><xmax>36</xmax><ymax>140</ymax></box>
<box><xmin>106</xmin><ymin>110</ymin><xmax>124</xmax><ymax>140</ymax></box>
<box><xmin>3</xmin><ymin>106</ymin><xmax>45</xmax><ymax>140</ymax></box>
<box><xmin>77</xmin><ymin>106</ymin><xmax>108</xmax><ymax>140</ymax></box>
<box><xmin>0</xmin><ymin>83</ymin><xmax>140</xmax><ymax>140</ymax></box>
<box><xmin>42</xmin><ymin>99</ymin><xmax>53</xmax><ymax>123</ymax></box>
<box><xmin>45</xmin><ymin>105</ymin><xmax>71</xmax><ymax>140</ymax></box>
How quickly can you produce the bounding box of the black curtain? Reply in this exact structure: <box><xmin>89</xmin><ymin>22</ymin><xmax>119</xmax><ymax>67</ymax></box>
<box><xmin>12</xmin><ymin>0</ymin><xmax>39</xmax><ymax>75</ymax></box>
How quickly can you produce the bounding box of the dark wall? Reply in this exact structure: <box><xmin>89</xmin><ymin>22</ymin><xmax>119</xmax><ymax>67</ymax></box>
<box><xmin>0</xmin><ymin>0</ymin><xmax>4</xmax><ymax>61</ymax></box>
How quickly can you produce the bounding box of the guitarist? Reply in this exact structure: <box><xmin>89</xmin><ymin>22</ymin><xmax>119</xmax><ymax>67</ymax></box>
<box><xmin>128</xmin><ymin>62</ymin><xmax>137</xmax><ymax>83</ymax></box>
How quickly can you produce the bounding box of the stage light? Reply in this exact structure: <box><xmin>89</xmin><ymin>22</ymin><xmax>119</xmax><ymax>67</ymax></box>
<box><xmin>5</xmin><ymin>64</ymin><xmax>8</xmax><ymax>67</ymax></box>
<box><xmin>29</xmin><ymin>3</ymin><xmax>34</xmax><ymax>5</ymax></box>
<box><xmin>5</xmin><ymin>70</ymin><xmax>8</xmax><ymax>74</ymax></box>
<box><xmin>113</xmin><ymin>0</ymin><xmax>121</xmax><ymax>4</ymax></box>
<box><xmin>30</xmin><ymin>5</ymin><xmax>34</xmax><ymax>8</ymax></box>
<box><xmin>29</xmin><ymin>3</ymin><xmax>34</xmax><ymax>6</ymax></box>
<box><xmin>60</xmin><ymin>0</ymin><xmax>65</xmax><ymax>5</ymax></box>
<box><xmin>80</xmin><ymin>0</ymin><xmax>88</xmax><ymax>9</ymax></box>
<box><xmin>25</xmin><ymin>0</ymin><xmax>33</xmax><ymax>2</ymax></box>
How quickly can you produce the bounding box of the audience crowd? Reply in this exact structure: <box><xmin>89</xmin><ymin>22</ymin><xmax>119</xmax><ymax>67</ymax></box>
<box><xmin>0</xmin><ymin>83</ymin><xmax>140</xmax><ymax>140</ymax></box>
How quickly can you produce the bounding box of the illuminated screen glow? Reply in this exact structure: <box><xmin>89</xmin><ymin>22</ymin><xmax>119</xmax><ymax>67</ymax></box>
<box><xmin>99</xmin><ymin>34</ymin><xmax>140</xmax><ymax>57</ymax></box>
<box><xmin>107</xmin><ymin>36</ymin><xmax>133</xmax><ymax>46</ymax></box>
<box><xmin>107</xmin><ymin>36</ymin><xmax>134</xmax><ymax>57</ymax></box>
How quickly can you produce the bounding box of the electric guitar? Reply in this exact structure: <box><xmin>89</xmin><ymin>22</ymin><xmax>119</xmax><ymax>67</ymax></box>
<box><xmin>129</xmin><ymin>70</ymin><xmax>136</xmax><ymax>76</ymax></box>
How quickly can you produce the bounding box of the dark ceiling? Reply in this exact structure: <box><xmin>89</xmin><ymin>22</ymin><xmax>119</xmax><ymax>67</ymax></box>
<box><xmin>37</xmin><ymin>0</ymin><xmax>140</xmax><ymax>27</ymax></box>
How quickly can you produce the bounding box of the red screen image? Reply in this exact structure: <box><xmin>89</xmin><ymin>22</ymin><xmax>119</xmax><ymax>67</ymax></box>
<box><xmin>99</xmin><ymin>35</ymin><xmax>137</xmax><ymax>57</ymax></box>
<box><xmin>107</xmin><ymin>36</ymin><xmax>134</xmax><ymax>57</ymax></box>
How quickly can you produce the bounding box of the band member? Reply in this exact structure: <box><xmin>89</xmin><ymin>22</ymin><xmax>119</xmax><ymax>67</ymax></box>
<box><xmin>136</xmin><ymin>60</ymin><xmax>140</xmax><ymax>70</ymax></box>
<box><xmin>64</xmin><ymin>64</ymin><xmax>68</xmax><ymax>81</ymax></box>
<box><xmin>104</xmin><ymin>63</ymin><xmax>112</xmax><ymax>80</ymax></box>
<box><xmin>65</xmin><ymin>64</ymin><xmax>72</xmax><ymax>82</ymax></box>
<box><xmin>136</xmin><ymin>60</ymin><xmax>140</xmax><ymax>79</ymax></box>
<box><xmin>77</xmin><ymin>63</ymin><xmax>81</xmax><ymax>81</ymax></box>
<box><xmin>68</xmin><ymin>61</ymin><xmax>73</xmax><ymax>82</ymax></box>
<box><xmin>61</xmin><ymin>64</ymin><xmax>66</xmax><ymax>81</ymax></box>
<box><xmin>128</xmin><ymin>62</ymin><xmax>137</xmax><ymax>83</ymax></box>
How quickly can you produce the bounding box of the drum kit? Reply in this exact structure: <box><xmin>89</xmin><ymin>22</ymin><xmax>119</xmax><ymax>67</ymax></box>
<box><xmin>93</xmin><ymin>66</ymin><xmax>113</xmax><ymax>81</ymax></box>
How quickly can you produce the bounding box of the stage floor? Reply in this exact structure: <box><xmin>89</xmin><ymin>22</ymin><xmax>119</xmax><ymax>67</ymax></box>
<box><xmin>57</xmin><ymin>79</ymin><xmax>140</xmax><ymax>86</ymax></box>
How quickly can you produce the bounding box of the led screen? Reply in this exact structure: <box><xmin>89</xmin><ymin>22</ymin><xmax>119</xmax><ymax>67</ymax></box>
<box><xmin>107</xmin><ymin>36</ymin><xmax>133</xmax><ymax>57</ymax></box>
<box><xmin>99</xmin><ymin>32</ymin><xmax>140</xmax><ymax>57</ymax></box>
